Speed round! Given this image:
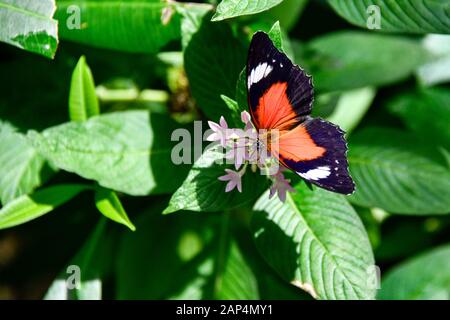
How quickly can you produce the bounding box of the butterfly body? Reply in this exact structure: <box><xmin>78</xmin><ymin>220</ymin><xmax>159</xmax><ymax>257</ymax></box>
<box><xmin>247</xmin><ymin>32</ymin><xmax>355</xmax><ymax>195</ymax></box>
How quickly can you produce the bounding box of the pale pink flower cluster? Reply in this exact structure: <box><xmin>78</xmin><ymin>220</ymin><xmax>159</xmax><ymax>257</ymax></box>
<box><xmin>206</xmin><ymin>111</ymin><xmax>295</xmax><ymax>202</ymax></box>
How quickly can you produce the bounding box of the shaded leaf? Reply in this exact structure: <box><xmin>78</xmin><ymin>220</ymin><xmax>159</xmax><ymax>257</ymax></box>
<box><xmin>387</xmin><ymin>87</ymin><xmax>450</xmax><ymax>150</ymax></box>
<box><xmin>378</xmin><ymin>244</ymin><xmax>450</xmax><ymax>300</ymax></box>
<box><xmin>45</xmin><ymin>218</ymin><xmax>117</xmax><ymax>300</ymax></box>
<box><xmin>184</xmin><ymin>15</ymin><xmax>246</xmax><ymax>121</ymax></box>
<box><xmin>0</xmin><ymin>0</ymin><xmax>58</xmax><ymax>58</ymax></box>
<box><xmin>117</xmin><ymin>207</ymin><xmax>258</xmax><ymax>299</ymax></box>
<box><xmin>348</xmin><ymin>128</ymin><xmax>450</xmax><ymax>214</ymax></box>
<box><xmin>252</xmin><ymin>184</ymin><xmax>376</xmax><ymax>299</ymax></box>
<box><xmin>0</xmin><ymin>184</ymin><xmax>89</xmax><ymax>230</ymax></box>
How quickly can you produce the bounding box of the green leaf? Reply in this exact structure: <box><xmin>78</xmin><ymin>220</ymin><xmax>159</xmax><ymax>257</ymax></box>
<box><xmin>260</xmin><ymin>0</ymin><xmax>308</xmax><ymax>31</ymax></box>
<box><xmin>69</xmin><ymin>56</ymin><xmax>100</xmax><ymax>122</ymax></box>
<box><xmin>164</xmin><ymin>146</ymin><xmax>268</xmax><ymax>214</ymax></box>
<box><xmin>252</xmin><ymin>184</ymin><xmax>376</xmax><ymax>300</ymax></box>
<box><xmin>387</xmin><ymin>87</ymin><xmax>450</xmax><ymax>150</ymax></box>
<box><xmin>55</xmin><ymin>0</ymin><xmax>181</xmax><ymax>53</ymax></box>
<box><xmin>417</xmin><ymin>35</ymin><xmax>450</xmax><ymax>86</ymax></box>
<box><xmin>94</xmin><ymin>187</ymin><xmax>135</xmax><ymax>231</ymax></box>
<box><xmin>29</xmin><ymin>111</ymin><xmax>189</xmax><ymax>196</ymax></box>
<box><xmin>0</xmin><ymin>0</ymin><xmax>58</xmax><ymax>58</ymax></box>
<box><xmin>117</xmin><ymin>207</ymin><xmax>258</xmax><ymax>299</ymax></box>
<box><xmin>348</xmin><ymin>128</ymin><xmax>450</xmax><ymax>214</ymax></box>
<box><xmin>328</xmin><ymin>0</ymin><xmax>450</xmax><ymax>34</ymax></box>
<box><xmin>177</xmin><ymin>2</ymin><xmax>212</xmax><ymax>50</ymax></box>
<box><xmin>0</xmin><ymin>184</ymin><xmax>88</xmax><ymax>230</ymax></box>
<box><xmin>45</xmin><ymin>218</ymin><xmax>117</xmax><ymax>300</ymax></box>
<box><xmin>0</xmin><ymin>129</ymin><xmax>48</xmax><ymax>205</ymax></box>
<box><xmin>326</xmin><ymin>87</ymin><xmax>376</xmax><ymax>134</ymax></box>
<box><xmin>305</xmin><ymin>31</ymin><xmax>429</xmax><ymax>91</ymax></box>
<box><xmin>220</xmin><ymin>95</ymin><xmax>243</xmax><ymax>128</ymax></box>
<box><xmin>267</xmin><ymin>20</ymin><xmax>283</xmax><ymax>50</ymax></box>
<box><xmin>184</xmin><ymin>15</ymin><xmax>246</xmax><ymax>121</ymax></box>
<box><xmin>378</xmin><ymin>244</ymin><xmax>450</xmax><ymax>300</ymax></box>
<box><xmin>212</xmin><ymin>0</ymin><xmax>283</xmax><ymax>21</ymax></box>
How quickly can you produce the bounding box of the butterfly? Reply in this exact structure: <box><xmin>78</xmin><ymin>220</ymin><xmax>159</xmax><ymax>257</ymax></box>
<box><xmin>246</xmin><ymin>32</ymin><xmax>355</xmax><ymax>195</ymax></box>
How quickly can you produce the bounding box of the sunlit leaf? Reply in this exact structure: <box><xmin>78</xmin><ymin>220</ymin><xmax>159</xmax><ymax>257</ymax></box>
<box><xmin>252</xmin><ymin>184</ymin><xmax>376</xmax><ymax>300</ymax></box>
<box><xmin>212</xmin><ymin>0</ymin><xmax>283</xmax><ymax>21</ymax></box>
<box><xmin>29</xmin><ymin>111</ymin><xmax>189</xmax><ymax>196</ymax></box>
<box><xmin>94</xmin><ymin>187</ymin><xmax>135</xmax><ymax>231</ymax></box>
<box><xmin>69</xmin><ymin>56</ymin><xmax>99</xmax><ymax>122</ymax></box>
<box><xmin>0</xmin><ymin>0</ymin><xmax>58</xmax><ymax>58</ymax></box>
<box><xmin>328</xmin><ymin>0</ymin><xmax>450</xmax><ymax>34</ymax></box>
<box><xmin>0</xmin><ymin>184</ymin><xmax>89</xmax><ymax>230</ymax></box>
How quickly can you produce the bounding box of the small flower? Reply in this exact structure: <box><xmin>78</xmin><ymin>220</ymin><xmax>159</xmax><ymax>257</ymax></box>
<box><xmin>218</xmin><ymin>169</ymin><xmax>243</xmax><ymax>192</ymax></box>
<box><xmin>206</xmin><ymin>116</ymin><xmax>229</xmax><ymax>147</ymax></box>
<box><xmin>241</xmin><ymin>111</ymin><xmax>254</xmax><ymax>131</ymax></box>
<box><xmin>269</xmin><ymin>170</ymin><xmax>295</xmax><ymax>202</ymax></box>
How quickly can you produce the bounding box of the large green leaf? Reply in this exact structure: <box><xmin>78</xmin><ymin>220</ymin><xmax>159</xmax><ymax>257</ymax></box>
<box><xmin>0</xmin><ymin>0</ymin><xmax>58</xmax><ymax>58</ymax></box>
<box><xmin>55</xmin><ymin>0</ymin><xmax>181</xmax><ymax>53</ymax></box>
<box><xmin>117</xmin><ymin>207</ymin><xmax>258</xmax><ymax>299</ymax></box>
<box><xmin>0</xmin><ymin>129</ymin><xmax>47</xmax><ymax>205</ymax></box>
<box><xmin>164</xmin><ymin>146</ymin><xmax>268</xmax><ymax>214</ymax></box>
<box><xmin>348</xmin><ymin>128</ymin><xmax>450</xmax><ymax>214</ymax></box>
<box><xmin>177</xmin><ymin>2</ymin><xmax>212</xmax><ymax>49</ymax></box>
<box><xmin>328</xmin><ymin>0</ymin><xmax>450</xmax><ymax>34</ymax></box>
<box><xmin>387</xmin><ymin>87</ymin><xmax>450</xmax><ymax>150</ymax></box>
<box><xmin>0</xmin><ymin>184</ymin><xmax>88</xmax><ymax>230</ymax></box>
<box><xmin>29</xmin><ymin>111</ymin><xmax>189</xmax><ymax>196</ymax></box>
<box><xmin>252</xmin><ymin>184</ymin><xmax>376</xmax><ymax>300</ymax></box>
<box><xmin>304</xmin><ymin>31</ymin><xmax>429</xmax><ymax>91</ymax></box>
<box><xmin>69</xmin><ymin>56</ymin><xmax>100</xmax><ymax>122</ymax></box>
<box><xmin>378</xmin><ymin>244</ymin><xmax>450</xmax><ymax>300</ymax></box>
<box><xmin>45</xmin><ymin>218</ymin><xmax>117</xmax><ymax>300</ymax></box>
<box><xmin>184</xmin><ymin>15</ymin><xmax>246</xmax><ymax>121</ymax></box>
<box><xmin>212</xmin><ymin>0</ymin><xmax>283</xmax><ymax>21</ymax></box>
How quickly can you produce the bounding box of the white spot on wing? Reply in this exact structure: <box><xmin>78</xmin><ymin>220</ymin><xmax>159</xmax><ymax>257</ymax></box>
<box><xmin>298</xmin><ymin>166</ymin><xmax>331</xmax><ymax>181</ymax></box>
<box><xmin>247</xmin><ymin>62</ymin><xmax>273</xmax><ymax>89</ymax></box>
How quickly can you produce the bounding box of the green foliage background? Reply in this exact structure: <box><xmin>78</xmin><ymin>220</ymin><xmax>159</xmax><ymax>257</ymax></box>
<box><xmin>0</xmin><ymin>0</ymin><xmax>449</xmax><ymax>300</ymax></box>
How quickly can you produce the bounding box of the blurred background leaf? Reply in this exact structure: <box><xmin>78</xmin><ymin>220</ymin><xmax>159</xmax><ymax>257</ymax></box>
<box><xmin>302</xmin><ymin>31</ymin><xmax>429</xmax><ymax>92</ymax></box>
<box><xmin>348</xmin><ymin>128</ymin><xmax>450</xmax><ymax>214</ymax></box>
<box><xmin>378</xmin><ymin>244</ymin><xmax>450</xmax><ymax>299</ymax></box>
